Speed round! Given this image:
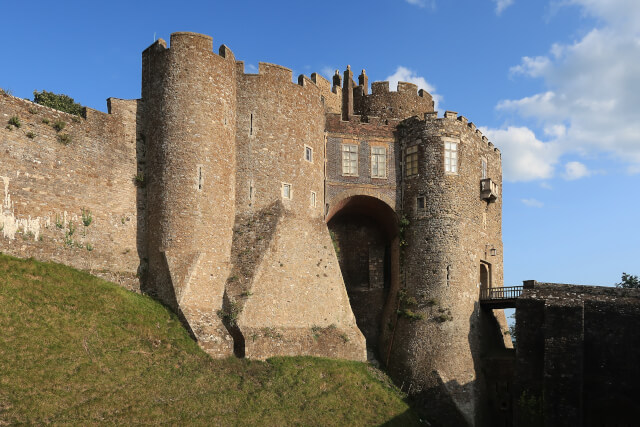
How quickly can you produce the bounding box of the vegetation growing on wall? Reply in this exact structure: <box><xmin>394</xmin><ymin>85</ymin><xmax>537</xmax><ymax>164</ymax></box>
<box><xmin>33</xmin><ymin>90</ymin><xmax>84</xmax><ymax>116</ymax></box>
<box><xmin>616</xmin><ymin>272</ymin><xmax>640</xmax><ymax>289</ymax></box>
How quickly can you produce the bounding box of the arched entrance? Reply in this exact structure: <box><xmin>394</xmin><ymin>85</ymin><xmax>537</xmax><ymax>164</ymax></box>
<box><xmin>327</xmin><ymin>195</ymin><xmax>399</xmax><ymax>357</ymax></box>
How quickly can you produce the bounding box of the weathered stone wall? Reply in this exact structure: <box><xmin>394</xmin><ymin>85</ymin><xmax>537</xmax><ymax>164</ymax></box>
<box><xmin>355</xmin><ymin>81</ymin><xmax>434</xmax><ymax>121</ymax></box>
<box><xmin>310</xmin><ymin>72</ymin><xmax>341</xmax><ymax>115</ymax></box>
<box><xmin>515</xmin><ymin>282</ymin><xmax>640</xmax><ymax>427</ymax></box>
<box><xmin>0</xmin><ymin>92</ymin><xmax>142</xmax><ymax>290</ymax></box>
<box><xmin>235</xmin><ymin>62</ymin><xmax>324</xmax><ymax>218</ymax></box>
<box><xmin>232</xmin><ymin>60</ymin><xmax>365</xmax><ymax>360</ymax></box>
<box><xmin>387</xmin><ymin>111</ymin><xmax>504</xmax><ymax>425</ymax></box>
<box><xmin>142</xmin><ymin>32</ymin><xmax>238</xmax><ymax>357</ymax></box>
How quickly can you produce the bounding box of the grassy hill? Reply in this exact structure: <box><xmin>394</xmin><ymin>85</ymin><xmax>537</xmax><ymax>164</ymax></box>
<box><xmin>0</xmin><ymin>253</ymin><xmax>420</xmax><ymax>425</ymax></box>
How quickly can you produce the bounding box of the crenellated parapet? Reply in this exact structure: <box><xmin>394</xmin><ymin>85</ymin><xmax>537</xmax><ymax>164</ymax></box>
<box><xmin>355</xmin><ymin>77</ymin><xmax>434</xmax><ymax>121</ymax></box>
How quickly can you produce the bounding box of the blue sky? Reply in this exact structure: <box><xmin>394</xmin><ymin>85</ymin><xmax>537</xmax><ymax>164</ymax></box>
<box><xmin>1</xmin><ymin>0</ymin><xmax>638</xmax><ymax>287</ymax></box>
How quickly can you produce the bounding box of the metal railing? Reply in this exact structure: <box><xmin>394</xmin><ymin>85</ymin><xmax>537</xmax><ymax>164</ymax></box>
<box><xmin>480</xmin><ymin>286</ymin><xmax>523</xmax><ymax>301</ymax></box>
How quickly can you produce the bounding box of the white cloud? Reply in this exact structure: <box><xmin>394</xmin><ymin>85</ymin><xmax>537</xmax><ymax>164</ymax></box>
<box><xmin>563</xmin><ymin>161</ymin><xmax>591</xmax><ymax>180</ymax></box>
<box><xmin>481</xmin><ymin>126</ymin><xmax>561</xmax><ymax>181</ymax></box>
<box><xmin>385</xmin><ymin>66</ymin><xmax>442</xmax><ymax>111</ymax></box>
<box><xmin>494</xmin><ymin>0</ymin><xmax>514</xmax><ymax>15</ymax></box>
<box><xmin>521</xmin><ymin>198</ymin><xmax>544</xmax><ymax>208</ymax></box>
<box><xmin>509</xmin><ymin>56</ymin><xmax>550</xmax><ymax>77</ymax></box>
<box><xmin>405</xmin><ymin>0</ymin><xmax>436</xmax><ymax>9</ymax></box>
<box><xmin>321</xmin><ymin>66</ymin><xmax>336</xmax><ymax>81</ymax></box>
<box><xmin>540</xmin><ymin>182</ymin><xmax>553</xmax><ymax>190</ymax></box>
<box><xmin>494</xmin><ymin>2</ymin><xmax>640</xmax><ymax>180</ymax></box>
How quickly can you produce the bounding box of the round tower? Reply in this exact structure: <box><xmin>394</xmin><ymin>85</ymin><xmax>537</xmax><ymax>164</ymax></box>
<box><xmin>387</xmin><ymin>112</ymin><xmax>505</xmax><ymax>424</ymax></box>
<box><xmin>354</xmin><ymin>80</ymin><xmax>434</xmax><ymax>121</ymax></box>
<box><xmin>142</xmin><ymin>32</ymin><xmax>237</xmax><ymax>357</ymax></box>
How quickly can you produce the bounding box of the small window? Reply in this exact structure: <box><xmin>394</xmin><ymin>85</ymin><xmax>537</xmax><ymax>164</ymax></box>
<box><xmin>444</xmin><ymin>140</ymin><xmax>458</xmax><ymax>174</ymax></box>
<box><xmin>250</xmin><ymin>113</ymin><xmax>254</xmax><ymax>136</ymax></box>
<box><xmin>406</xmin><ymin>146</ymin><xmax>418</xmax><ymax>176</ymax></box>
<box><xmin>342</xmin><ymin>144</ymin><xmax>358</xmax><ymax>176</ymax></box>
<box><xmin>310</xmin><ymin>191</ymin><xmax>316</xmax><ymax>207</ymax></box>
<box><xmin>481</xmin><ymin>158</ymin><xmax>487</xmax><ymax>179</ymax></box>
<box><xmin>417</xmin><ymin>196</ymin><xmax>425</xmax><ymax>210</ymax></box>
<box><xmin>197</xmin><ymin>165</ymin><xmax>203</xmax><ymax>191</ymax></box>
<box><xmin>282</xmin><ymin>183</ymin><xmax>292</xmax><ymax>200</ymax></box>
<box><xmin>305</xmin><ymin>146</ymin><xmax>313</xmax><ymax>163</ymax></box>
<box><xmin>371</xmin><ymin>146</ymin><xmax>387</xmax><ymax>178</ymax></box>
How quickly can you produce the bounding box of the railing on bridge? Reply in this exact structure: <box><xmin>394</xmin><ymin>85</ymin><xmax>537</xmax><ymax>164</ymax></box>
<box><xmin>480</xmin><ymin>286</ymin><xmax>523</xmax><ymax>301</ymax></box>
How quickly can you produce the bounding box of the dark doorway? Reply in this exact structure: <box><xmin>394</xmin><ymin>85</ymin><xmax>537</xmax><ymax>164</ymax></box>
<box><xmin>480</xmin><ymin>262</ymin><xmax>491</xmax><ymax>293</ymax></box>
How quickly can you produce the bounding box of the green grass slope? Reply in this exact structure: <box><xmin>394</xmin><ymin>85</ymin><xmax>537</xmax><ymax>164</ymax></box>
<box><xmin>0</xmin><ymin>254</ymin><xmax>420</xmax><ymax>426</ymax></box>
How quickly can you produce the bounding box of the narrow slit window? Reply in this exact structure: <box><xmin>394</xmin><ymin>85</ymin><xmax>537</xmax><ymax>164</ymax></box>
<box><xmin>250</xmin><ymin>113</ymin><xmax>253</xmax><ymax>136</ymax></box>
<box><xmin>198</xmin><ymin>166</ymin><xmax>203</xmax><ymax>191</ymax></box>
<box><xmin>310</xmin><ymin>191</ymin><xmax>316</xmax><ymax>207</ymax></box>
<box><xmin>282</xmin><ymin>183</ymin><xmax>292</xmax><ymax>200</ymax></box>
<box><xmin>481</xmin><ymin>158</ymin><xmax>487</xmax><ymax>179</ymax></box>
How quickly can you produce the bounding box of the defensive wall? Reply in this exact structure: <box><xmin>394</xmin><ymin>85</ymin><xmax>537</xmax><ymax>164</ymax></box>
<box><xmin>0</xmin><ymin>31</ymin><xmax>512</xmax><ymax>426</ymax></box>
<box><xmin>0</xmin><ymin>92</ymin><xmax>142</xmax><ymax>290</ymax></box>
<box><xmin>514</xmin><ymin>281</ymin><xmax>640</xmax><ymax>426</ymax></box>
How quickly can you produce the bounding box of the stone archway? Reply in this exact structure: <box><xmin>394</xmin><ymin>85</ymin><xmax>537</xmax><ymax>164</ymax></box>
<box><xmin>326</xmin><ymin>195</ymin><xmax>399</xmax><ymax>358</ymax></box>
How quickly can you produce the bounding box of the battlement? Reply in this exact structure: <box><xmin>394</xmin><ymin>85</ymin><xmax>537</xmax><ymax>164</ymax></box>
<box><xmin>170</xmin><ymin>32</ymin><xmax>213</xmax><ymax>51</ymax></box>
<box><xmin>144</xmin><ymin>32</ymin><xmax>235</xmax><ymax>63</ymax></box>
<box><xmin>417</xmin><ymin>110</ymin><xmax>501</xmax><ymax>153</ymax></box>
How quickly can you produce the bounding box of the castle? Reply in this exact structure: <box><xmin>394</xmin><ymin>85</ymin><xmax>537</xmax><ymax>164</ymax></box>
<box><xmin>1</xmin><ymin>32</ymin><xmax>509</xmax><ymax>424</ymax></box>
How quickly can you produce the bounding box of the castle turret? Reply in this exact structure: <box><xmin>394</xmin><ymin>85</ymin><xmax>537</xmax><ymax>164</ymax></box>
<box><xmin>142</xmin><ymin>32</ymin><xmax>237</xmax><ymax>357</ymax></box>
<box><xmin>355</xmin><ymin>80</ymin><xmax>435</xmax><ymax>121</ymax></box>
<box><xmin>385</xmin><ymin>112</ymin><xmax>505</xmax><ymax>424</ymax></box>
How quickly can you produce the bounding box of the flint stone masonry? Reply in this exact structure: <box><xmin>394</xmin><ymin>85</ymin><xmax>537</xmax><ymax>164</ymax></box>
<box><xmin>1</xmin><ymin>31</ymin><xmax>509</xmax><ymax>426</ymax></box>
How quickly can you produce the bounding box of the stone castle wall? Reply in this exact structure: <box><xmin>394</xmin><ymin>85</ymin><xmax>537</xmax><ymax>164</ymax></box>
<box><xmin>232</xmin><ymin>58</ymin><xmax>365</xmax><ymax>360</ymax></box>
<box><xmin>388</xmin><ymin>111</ymin><xmax>505</xmax><ymax>424</ymax></box>
<box><xmin>514</xmin><ymin>282</ymin><xmax>640</xmax><ymax>426</ymax></box>
<box><xmin>1</xmin><ymin>31</ymin><xmax>510</xmax><ymax>426</ymax></box>
<box><xmin>0</xmin><ymin>92</ymin><xmax>142</xmax><ymax>290</ymax></box>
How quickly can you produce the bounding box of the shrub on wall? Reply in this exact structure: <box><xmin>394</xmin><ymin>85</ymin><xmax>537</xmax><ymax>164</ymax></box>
<box><xmin>33</xmin><ymin>90</ymin><xmax>84</xmax><ymax>117</ymax></box>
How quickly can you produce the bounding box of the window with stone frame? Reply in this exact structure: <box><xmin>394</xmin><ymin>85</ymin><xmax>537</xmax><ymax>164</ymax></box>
<box><xmin>481</xmin><ymin>158</ymin><xmax>487</xmax><ymax>179</ymax></box>
<box><xmin>342</xmin><ymin>144</ymin><xmax>358</xmax><ymax>176</ymax></box>
<box><xmin>444</xmin><ymin>140</ymin><xmax>458</xmax><ymax>173</ymax></box>
<box><xmin>310</xmin><ymin>191</ymin><xmax>316</xmax><ymax>207</ymax></box>
<box><xmin>305</xmin><ymin>145</ymin><xmax>313</xmax><ymax>163</ymax></box>
<box><xmin>282</xmin><ymin>183</ymin><xmax>292</xmax><ymax>200</ymax></box>
<box><xmin>416</xmin><ymin>196</ymin><xmax>426</xmax><ymax>211</ymax></box>
<box><xmin>371</xmin><ymin>146</ymin><xmax>387</xmax><ymax>178</ymax></box>
<box><xmin>406</xmin><ymin>145</ymin><xmax>418</xmax><ymax>176</ymax></box>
